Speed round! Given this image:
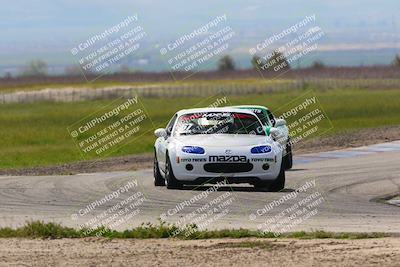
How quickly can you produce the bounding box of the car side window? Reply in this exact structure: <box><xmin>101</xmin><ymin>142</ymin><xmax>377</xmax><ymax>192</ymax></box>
<box><xmin>267</xmin><ymin>110</ymin><xmax>276</xmax><ymax>126</ymax></box>
<box><xmin>166</xmin><ymin>114</ymin><xmax>177</xmax><ymax>136</ymax></box>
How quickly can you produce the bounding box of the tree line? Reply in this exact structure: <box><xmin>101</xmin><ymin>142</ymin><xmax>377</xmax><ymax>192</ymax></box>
<box><xmin>5</xmin><ymin>53</ymin><xmax>400</xmax><ymax>78</ymax></box>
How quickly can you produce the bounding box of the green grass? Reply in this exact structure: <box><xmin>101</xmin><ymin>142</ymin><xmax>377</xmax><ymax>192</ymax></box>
<box><xmin>1</xmin><ymin>87</ymin><xmax>400</xmax><ymax>169</ymax></box>
<box><xmin>0</xmin><ymin>221</ymin><xmax>388</xmax><ymax>239</ymax></box>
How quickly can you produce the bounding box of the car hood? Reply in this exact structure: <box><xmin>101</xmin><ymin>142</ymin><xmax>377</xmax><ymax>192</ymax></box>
<box><xmin>173</xmin><ymin>134</ymin><xmax>271</xmax><ymax>147</ymax></box>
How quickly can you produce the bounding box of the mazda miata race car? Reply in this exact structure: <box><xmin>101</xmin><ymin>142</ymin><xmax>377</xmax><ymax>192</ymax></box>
<box><xmin>233</xmin><ymin>105</ymin><xmax>293</xmax><ymax>169</ymax></box>
<box><xmin>153</xmin><ymin>108</ymin><xmax>285</xmax><ymax>190</ymax></box>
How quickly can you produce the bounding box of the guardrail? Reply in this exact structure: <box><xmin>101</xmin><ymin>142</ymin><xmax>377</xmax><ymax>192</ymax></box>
<box><xmin>0</xmin><ymin>78</ymin><xmax>399</xmax><ymax>104</ymax></box>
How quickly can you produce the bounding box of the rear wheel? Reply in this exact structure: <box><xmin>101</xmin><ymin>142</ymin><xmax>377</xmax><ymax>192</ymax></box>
<box><xmin>153</xmin><ymin>151</ymin><xmax>165</xmax><ymax>186</ymax></box>
<box><xmin>165</xmin><ymin>154</ymin><xmax>183</xmax><ymax>189</ymax></box>
<box><xmin>269</xmin><ymin>161</ymin><xmax>285</xmax><ymax>192</ymax></box>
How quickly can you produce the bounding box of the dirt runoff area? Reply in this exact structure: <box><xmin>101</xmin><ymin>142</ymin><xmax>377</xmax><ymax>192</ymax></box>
<box><xmin>1</xmin><ymin>125</ymin><xmax>399</xmax><ymax>176</ymax></box>
<box><xmin>0</xmin><ymin>237</ymin><xmax>399</xmax><ymax>266</ymax></box>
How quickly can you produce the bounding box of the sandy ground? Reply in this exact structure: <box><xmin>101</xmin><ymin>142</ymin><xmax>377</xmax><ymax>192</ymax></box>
<box><xmin>0</xmin><ymin>237</ymin><xmax>399</xmax><ymax>266</ymax></box>
<box><xmin>1</xmin><ymin>125</ymin><xmax>399</xmax><ymax>176</ymax></box>
<box><xmin>294</xmin><ymin>125</ymin><xmax>400</xmax><ymax>154</ymax></box>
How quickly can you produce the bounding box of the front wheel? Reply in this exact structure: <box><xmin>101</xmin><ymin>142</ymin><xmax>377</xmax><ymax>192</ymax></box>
<box><xmin>269</xmin><ymin>161</ymin><xmax>285</xmax><ymax>192</ymax></box>
<box><xmin>153</xmin><ymin>151</ymin><xmax>165</xmax><ymax>186</ymax></box>
<box><xmin>284</xmin><ymin>142</ymin><xmax>293</xmax><ymax>170</ymax></box>
<box><xmin>165</xmin><ymin>154</ymin><xmax>183</xmax><ymax>189</ymax></box>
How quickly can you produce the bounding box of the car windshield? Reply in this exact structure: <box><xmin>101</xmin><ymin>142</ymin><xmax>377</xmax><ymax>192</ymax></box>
<box><xmin>243</xmin><ymin>108</ymin><xmax>270</xmax><ymax>126</ymax></box>
<box><xmin>174</xmin><ymin>112</ymin><xmax>265</xmax><ymax>136</ymax></box>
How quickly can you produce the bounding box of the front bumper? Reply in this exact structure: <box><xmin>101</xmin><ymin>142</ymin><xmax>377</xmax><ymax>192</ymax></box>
<box><xmin>170</xmin><ymin>145</ymin><xmax>283</xmax><ymax>182</ymax></box>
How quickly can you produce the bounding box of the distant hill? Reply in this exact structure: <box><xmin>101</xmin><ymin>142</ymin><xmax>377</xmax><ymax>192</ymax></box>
<box><xmin>0</xmin><ymin>0</ymin><xmax>399</xmax><ymax>75</ymax></box>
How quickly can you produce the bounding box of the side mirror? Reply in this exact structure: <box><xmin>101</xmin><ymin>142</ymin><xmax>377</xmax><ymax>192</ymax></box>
<box><xmin>269</xmin><ymin>127</ymin><xmax>280</xmax><ymax>138</ymax></box>
<box><xmin>270</xmin><ymin>127</ymin><xmax>285</xmax><ymax>143</ymax></box>
<box><xmin>275</xmin><ymin>119</ymin><xmax>286</xmax><ymax>127</ymax></box>
<box><xmin>154</xmin><ymin>128</ymin><xmax>167</xmax><ymax>138</ymax></box>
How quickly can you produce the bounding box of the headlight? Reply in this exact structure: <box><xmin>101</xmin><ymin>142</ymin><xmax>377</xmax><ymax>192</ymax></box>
<box><xmin>182</xmin><ymin>146</ymin><xmax>205</xmax><ymax>154</ymax></box>
<box><xmin>251</xmin><ymin>145</ymin><xmax>271</xmax><ymax>154</ymax></box>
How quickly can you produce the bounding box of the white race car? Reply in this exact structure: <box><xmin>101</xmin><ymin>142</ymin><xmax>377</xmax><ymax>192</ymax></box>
<box><xmin>153</xmin><ymin>108</ymin><xmax>285</xmax><ymax>190</ymax></box>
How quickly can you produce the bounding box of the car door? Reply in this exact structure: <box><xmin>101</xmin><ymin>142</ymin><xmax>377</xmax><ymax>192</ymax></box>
<box><xmin>157</xmin><ymin>114</ymin><xmax>177</xmax><ymax>171</ymax></box>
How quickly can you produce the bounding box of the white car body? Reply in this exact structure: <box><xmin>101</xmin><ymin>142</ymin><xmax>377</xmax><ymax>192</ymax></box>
<box><xmin>154</xmin><ymin>108</ymin><xmax>285</xmax><ymax>188</ymax></box>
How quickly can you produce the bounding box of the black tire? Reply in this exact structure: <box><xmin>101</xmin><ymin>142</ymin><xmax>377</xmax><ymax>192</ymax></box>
<box><xmin>153</xmin><ymin>151</ymin><xmax>165</xmax><ymax>186</ymax></box>
<box><xmin>165</xmin><ymin>154</ymin><xmax>183</xmax><ymax>189</ymax></box>
<box><xmin>284</xmin><ymin>142</ymin><xmax>293</xmax><ymax>170</ymax></box>
<box><xmin>253</xmin><ymin>181</ymin><xmax>269</xmax><ymax>189</ymax></box>
<box><xmin>269</xmin><ymin>160</ymin><xmax>285</xmax><ymax>192</ymax></box>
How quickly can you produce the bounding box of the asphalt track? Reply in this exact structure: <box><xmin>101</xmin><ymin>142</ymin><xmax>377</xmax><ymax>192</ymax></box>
<box><xmin>0</xmin><ymin>141</ymin><xmax>399</xmax><ymax>233</ymax></box>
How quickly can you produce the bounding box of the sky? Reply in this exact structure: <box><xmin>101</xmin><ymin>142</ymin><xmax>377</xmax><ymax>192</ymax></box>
<box><xmin>0</xmin><ymin>0</ymin><xmax>399</xmax><ymax>73</ymax></box>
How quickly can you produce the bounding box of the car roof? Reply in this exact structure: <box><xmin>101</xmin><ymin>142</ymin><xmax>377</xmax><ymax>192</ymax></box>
<box><xmin>176</xmin><ymin>107</ymin><xmax>258</xmax><ymax>116</ymax></box>
<box><xmin>232</xmin><ymin>105</ymin><xmax>270</xmax><ymax>111</ymax></box>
